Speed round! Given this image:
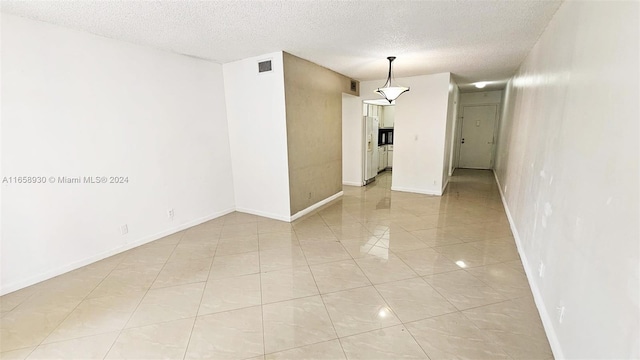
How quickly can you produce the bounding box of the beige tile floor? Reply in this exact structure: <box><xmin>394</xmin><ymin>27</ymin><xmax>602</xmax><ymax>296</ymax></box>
<box><xmin>0</xmin><ymin>169</ymin><xmax>553</xmax><ymax>359</ymax></box>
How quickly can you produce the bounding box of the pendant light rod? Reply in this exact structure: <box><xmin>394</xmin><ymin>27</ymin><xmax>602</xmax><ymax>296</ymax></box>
<box><xmin>385</xmin><ymin>56</ymin><xmax>396</xmax><ymax>86</ymax></box>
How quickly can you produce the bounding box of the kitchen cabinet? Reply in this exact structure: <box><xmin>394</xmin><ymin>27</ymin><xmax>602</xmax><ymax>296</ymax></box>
<box><xmin>388</xmin><ymin>146</ymin><xmax>393</xmax><ymax>168</ymax></box>
<box><xmin>365</xmin><ymin>104</ymin><xmax>382</xmax><ymax>119</ymax></box>
<box><xmin>382</xmin><ymin>106</ymin><xmax>395</xmax><ymax>128</ymax></box>
<box><xmin>378</xmin><ymin>146</ymin><xmax>388</xmax><ymax>171</ymax></box>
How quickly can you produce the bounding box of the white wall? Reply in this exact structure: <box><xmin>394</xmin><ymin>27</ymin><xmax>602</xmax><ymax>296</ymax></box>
<box><xmin>342</xmin><ymin>93</ymin><xmax>363</xmax><ymax>186</ymax></box>
<box><xmin>459</xmin><ymin>90</ymin><xmax>503</xmax><ymax>106</ymax></box>
<box><xmin>360</xmin><ymin>73</ymin><xmax>452</xmax><ymax>195</ymax></box>
<box><xmin>223</xmin><ymin>52</ymin><xmax>291</xmax><ymax>221</ymax></box>
<box><xmin>1</xmin><ymin>14</ymin><xmax>236</xmax><ymax>294</ymax></box>
<box><xmin>494</xmin><ymin>1</ymin><xmax>639</xmax><ymax>358</ymax></box>
<box><xmin>442</xmin><ymin>78</ymin><xmax>459</xmax><ymax>186</ymax></box>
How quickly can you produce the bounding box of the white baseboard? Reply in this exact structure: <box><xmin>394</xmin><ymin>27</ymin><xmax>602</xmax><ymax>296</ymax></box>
<box><xmin>391</xmin><ymin>186</ymin><xmax>442</xmax><ymax>196</ymax></box>
<box><xmin>492</xmin><ymin>170</ymin><xmax>564</xmax><ymax>360</ymax></box>
<box><xmin>235</xmin><ymin>207</ymin><xmax>291</xmax><ymax>222</ymax></box>
<box><xmin>290</xmin><ymin>191</ymin><xmax>343</xmax><ymax>221</ymax></box>
<box><xmin>342</xmin><ymin>181</ymin><xmax>363</xmax><ymax>186</ymax></box>
<box><xmin>0</xmin><ymin>208</ymin><xmax>235</xmax><ymax>296</ymax></box>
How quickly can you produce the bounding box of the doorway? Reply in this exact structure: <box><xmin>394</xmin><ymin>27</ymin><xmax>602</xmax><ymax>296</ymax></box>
<box><xmin>457</xmin><ymin>105</ymin><xmax>498</xmax><ymax>169</ymax></box>
<box><xmin>362</xmin><ymin>100</ymin><xmax>395</xmax><ymax>185</ymax></box>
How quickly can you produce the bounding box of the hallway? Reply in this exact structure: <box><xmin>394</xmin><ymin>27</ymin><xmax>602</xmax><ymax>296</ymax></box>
<box><xmin>0</xmin><ymin>170</ymin><xmax>553</xmax><ymax>359</ymax></box>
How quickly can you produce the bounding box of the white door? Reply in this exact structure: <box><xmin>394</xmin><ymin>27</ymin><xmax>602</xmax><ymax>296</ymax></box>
<box><xmin>458</xmin><ymin>105</ymin><xmax>497</xmax><ymax>169</ymax></box>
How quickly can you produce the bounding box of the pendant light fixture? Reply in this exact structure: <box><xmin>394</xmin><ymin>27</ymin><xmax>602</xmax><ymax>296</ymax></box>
<box><xmin>375</xmin><ymin>56</ymin><xmax>410</xmax><ymax>103</ymax></box>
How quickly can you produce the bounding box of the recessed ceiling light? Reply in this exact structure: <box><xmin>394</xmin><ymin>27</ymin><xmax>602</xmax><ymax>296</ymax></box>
<box><xmin>475</xmin><ymin>82</ymin><xmax>487</xmax><ymax>89</ymax></box>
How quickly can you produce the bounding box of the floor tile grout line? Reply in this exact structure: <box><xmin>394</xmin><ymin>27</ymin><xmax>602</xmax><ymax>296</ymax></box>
<box><xmin>347</xmin><ymin>174</ymin><xmax>501</xmax><ymax>358</ymax></box>
<box><xmin>257</xmin><ymin>227</ymin><xmax>267</xmax><ymax>358</ymax></box>
<box><xmin>422</xmin><ymin>269</ymin><xmax>512</xmax><ymax>311</ymax></box>
<box><xmin>365</xmin><ymin>273</ymin><xmax>431</xmax><ymax>359</ymax></box>
<box><xmin>22</xmin><ymin>244</ymin><xmax>139</xmax><ymax>358</ymax></box>
<box><xmin>261</xmin><ymin>338</ymin><xmax>342</xmax><ymax>358</ymax></box>
<box><xmin>181</xmin><ymin>228</ymin><xmax>221</xmax><ymax>360</ymax></box>
<box><xmin>431</xmin><ymin>307</ymin><xmax>514</xmax><ymax>358</ymax></box>
<box><xmin>309</xmin><ymin>212</ymin><xmax>350</xmax><ymax>360</ymax></box>
<box><xmin>9</xmin><ymin>232</ymin><xmax>187</xmax><ymax>357</ymax></box>
<box><xmin>101</xmin><ymin>248</ymin><xmax>176</xmax><ymax>358</ymax></box>
<box><xmin>376</xmin><ymin>275</ymin><xmax>459</xmax><ymax>319</ymax></box>
<box><xmin>314</xmin><ymin>193</ymin><xmax>430</xmax><ymax>359</ymax></box>
<box><xmin>461</xmin><ymin>261</ymin><xmax>531</xmax><ymax>297</ymax></box>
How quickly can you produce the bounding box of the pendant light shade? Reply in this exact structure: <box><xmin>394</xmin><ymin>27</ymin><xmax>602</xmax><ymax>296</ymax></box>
<box><xmin>375</xmin><ymin>56</ymin><xmax>409</xmax><ymax>103</ymax></box>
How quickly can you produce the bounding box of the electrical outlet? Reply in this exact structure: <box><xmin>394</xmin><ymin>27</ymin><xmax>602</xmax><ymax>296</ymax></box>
<box><xmin>119</xmin><ymin>224</ymin><xmax>128</xmax><ymax>235</ymax></box>
<box><xmin>538</xmin><ymin>261</ymin><xmax>545</xmax><ymax>278</ymax></box>
<box><xmin>167</xmin><ymin>208</ymin><xmax>174</xmax><ymax>220</ymax></box>
<box><xmin>557</xmin><ymin>305</ymin><xmax>566</xmax><ymax>324</ymax></box>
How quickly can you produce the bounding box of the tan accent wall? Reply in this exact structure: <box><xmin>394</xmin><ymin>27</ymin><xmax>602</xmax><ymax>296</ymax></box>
<box><xmin>283</xmin><ymin>52</ymin><xmax>359</xmax><ymax>215</ymax></box>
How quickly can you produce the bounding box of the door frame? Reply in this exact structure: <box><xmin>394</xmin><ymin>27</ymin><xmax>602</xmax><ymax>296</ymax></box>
<box><xmin>455</xmin><ymin>104</ymin><xmax>500</xmax><ymax>169</ymax></box>
<box><xmin>362</xmin><ymin>114</ymin><xmax>367</xmax><ymax>185</ymax></box>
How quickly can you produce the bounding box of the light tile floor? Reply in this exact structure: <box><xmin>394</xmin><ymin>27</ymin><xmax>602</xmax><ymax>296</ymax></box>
<box><xmin>0</xmin><ymin>169</ymin><xmax>553</xmax><ymax>359</ymax></box>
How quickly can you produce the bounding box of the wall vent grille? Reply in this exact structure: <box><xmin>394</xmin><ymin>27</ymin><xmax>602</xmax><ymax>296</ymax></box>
<box><xmin>258</xmin><ymin>60</ymin><xmax>272</xmax><ymax>73</ymax></box>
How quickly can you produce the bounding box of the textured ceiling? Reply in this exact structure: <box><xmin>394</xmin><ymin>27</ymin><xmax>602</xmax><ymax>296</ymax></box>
<box><xmin>1</xmin><ymin>1</ymin><xmax>562</xmax><ymax>91</ymax></box>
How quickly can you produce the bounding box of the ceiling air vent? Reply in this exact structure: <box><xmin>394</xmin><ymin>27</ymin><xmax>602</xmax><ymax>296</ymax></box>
<box><xmin>258</xmin><ymin>60</ymin><xmax>272</xmax><ymax>73</ymax></box>
<box><xmin>350</xmin><ymin>80</ymin><xmax>357</xmax><ymax>92</ymax></box>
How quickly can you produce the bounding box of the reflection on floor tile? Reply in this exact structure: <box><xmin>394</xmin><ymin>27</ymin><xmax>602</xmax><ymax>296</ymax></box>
<box><xmin>0</xmin><ymin>170</ymin><xmax>552</xmax><ymax>359</ymax></box>
<box><xmin>323</xmin><ymin>286</ymin><xmax>400</xmax><ymax>337</ymax></box>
